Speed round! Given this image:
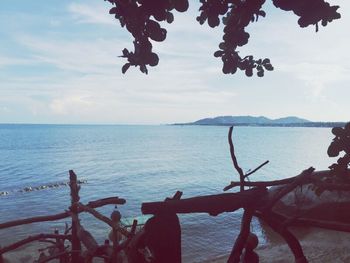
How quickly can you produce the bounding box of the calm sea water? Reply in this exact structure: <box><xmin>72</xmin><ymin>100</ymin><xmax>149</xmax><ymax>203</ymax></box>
<box><xmin>0</xmin><ymin>124</ymin><xmax>335</xmax><ymax>262</ymax></box>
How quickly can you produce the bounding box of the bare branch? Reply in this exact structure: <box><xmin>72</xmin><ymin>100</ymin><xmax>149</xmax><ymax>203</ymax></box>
<box><xmin>244</xmin><ymin>160</ymin><xmax>269</xmax><ymax>178</ymax></box>
<box><xmin>0</xmin><ymin>196</ymin><xmax>125</xmax><ymax>230</ymax></box>
<box><xmin>78</xmin><ymin>203</ymin><xmax>130</xmax><ymax>237</ymax></box>
<box><xmin>227</xmin><ymin>208</ymin><xmax>254</xmax><ymax>263</ymax></box>
<box><xmin>256</xmin><ymin>211</ymin><xmax>308</xmax><ymax>263</ymax></box>
<box><xmin>0</xmin><ymin>234</ymin><xmax>71</xmax><ymax>255</ymax></box>
<box><xmin>228</xmin><ymin>126</ymin><xmax>245</xmax><ymax>191</ymax></box>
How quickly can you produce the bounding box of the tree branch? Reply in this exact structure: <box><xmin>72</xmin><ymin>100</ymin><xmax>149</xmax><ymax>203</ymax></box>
<box><xmin>227</xmin><ymin>208</ymin><xmax>254</xmax><ymax>263</ymax></box>
<box><xmin>228</xmin><ymin>126</ymin><xmax>245</xmax><ymax>192</ymax></box>
<box><xmin>256</xmin><ymin>211</ymin><xmax>308</xmax><ymax>263</ymax></box>
<box><xmin>244</xmin><ymin>160</ymin><xmax>269</xmax><ymax>178</ymax></box>
<box><xmin>262</xmin><ymin>167</ymin><xmax>315</xmax><ymax>212</ymax></box>
<box><xmin>0</xmin><ymin>234</ymin><xmax>71</xmax><ymax>255</ymax></box>
<box><xmin>0</xmin><ymin>197</ymin><xmax>125</xmax><ymax>230</ymax></box>
<box><xmin>78</xmin><ymin>203</ymin><xmax>130</xmax><ymax>237</ymax></box>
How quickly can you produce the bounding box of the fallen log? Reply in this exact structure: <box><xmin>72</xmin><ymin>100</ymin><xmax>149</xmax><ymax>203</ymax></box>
<box><xmin>141</xmin><ymin>187</ymin><xmax>267</xmax><ymax>216</ymax></box>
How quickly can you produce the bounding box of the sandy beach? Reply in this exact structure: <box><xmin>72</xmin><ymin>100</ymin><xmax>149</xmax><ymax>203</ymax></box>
<box><xmin>204</xmin><ymin>227</ymin><xmax>350</xmax><ymax>263</ymax></box>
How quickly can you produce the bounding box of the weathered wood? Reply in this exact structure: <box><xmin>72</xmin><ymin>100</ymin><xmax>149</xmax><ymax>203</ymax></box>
<box><xmin>244</xmin><ymin>160</ymin><xmax>269</xmax><ymax>179</ymax></box>
<box><xmin>78</xmin><ymin>203</ymin><xmax>130</xmax><ymax>237</ymax></box>
<box><xmin>77</xmin><ymin>224</ymin><xmax>98</xmax><ymax>254</ymax></box>
<box><xmin>141</xmin><ymin>188</ymin><xmax>267</xmax><ymax>216</ymax></box>
<box><xmin>256</xmin><ymin>211</ymin><xmax>308</xmax><ymax>263</ymax></box>
<box><xmin>263</xmin><ymin>167</ymin><xmax>315</xmax><ymax>212</ymax></box>
<box><xmin>228</xmin><ymin>126</ymin><xmax>245</xmax><ymax>192</ymax></box>
<box><xmin>224</xmin><ymin>170</ymin><xmax>350</xmax><ymax>191</ymax></box>
<box><xmin>69</xmin><ymin>170</ymin><xmax>81</xmax><ymax>262</ymax></box>
<box><xmin>165</xmin><ymin>191</ymin><xmax>183</xmax><ymax>201</ymax></box>
<box><xmin>275</xmin><ymin>209</ymin><xmax>350</xmax><ymax>233</ymax></box>
<box><xmin>0</xmin><ymin>234</ymin><xmax>71</xmax><ymax>255</ymax></box>
<box><xmin>0</xmin><ymin>197</ymin><xmax>125</xmax><ymax>230</ymax></box>
<box><xmin>144</xmin><ymin>214</ymin><xmax>182</xmax><ymax>263</ymax></box>
<box><xmin>227</xmin><ymin>208</ymin><xmax>254</xmax><ymax>263</ymax></box>
<box><xmin>53</xmin><ymin>229</ymin><xmax>68</xmax><ymax>263</ymax></box>
<box><xmin>38</xmin><ymin>251</ymin><xmax>71</xmax><ymax>263</ymax></box>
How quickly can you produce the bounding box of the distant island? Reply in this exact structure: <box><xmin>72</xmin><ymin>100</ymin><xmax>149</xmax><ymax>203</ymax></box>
<box><xmin>174</xmin><ymin>116</ymin><xmax>346</xmax><ymax>127</ymax></box>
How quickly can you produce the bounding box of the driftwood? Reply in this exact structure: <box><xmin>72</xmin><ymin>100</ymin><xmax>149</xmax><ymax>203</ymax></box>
<box><xmin>228</xmin><ymin>126</ymin><xmax>245</xmax><ymax>192</ymax></box>
<box><xmin>223</xmin><ymin>170</ymin><xmax>350</xmax><ymax>191</ymax></box>
<box><xmin>141</xmin><ymin>126</ymin><xmax>350</xmax><ymax>263</ymax></box>
<box><xmin>78</xmin><ymin>203</ymin><xmax>130</xmax><ymax>237</ymax></box>
<box><xmin>69</xmin><ymin>170</ymin><xmax>82</xmax><ymax>262</ymax></box>
<box><xmin>227</xmin><ymin>208</ymin><xmax>254</xmax><ymax>263</ymax></box>
<box><xmin>37</xmin><ymin>251</ymin><xmax>71</xmax><ymax>263</ymax></box>
<box><xmin>0</xmin><ymin>197</ymin><xmax>125</xmax><ymax>230</ymax></box>
<box><xmin>256</xmin><ymin>211</ymin><xmax>308</xmax><ymax>263</ymax></box>
<box><xmin>0</xmin><ymin>234</ymin><xmax>71</xmax><ymax>255</ymax></box>
<box><xmin>142</xmin><ymin>187</ymin><xmax>267</xmax><ymax>216</ymax></box>
<box><xmin>0</xmin><ymin>170</ymin><xmax>134</xmax><ymax>263</ymax></box>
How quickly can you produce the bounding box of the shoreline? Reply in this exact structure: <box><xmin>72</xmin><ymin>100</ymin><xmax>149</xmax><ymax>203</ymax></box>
<box><xmin>203</xmin><ymin>227</ymin><xmax>350</xmax><ymax>263</ymax></box>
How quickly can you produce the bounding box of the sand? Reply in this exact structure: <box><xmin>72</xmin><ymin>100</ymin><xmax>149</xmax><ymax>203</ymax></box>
<box><xmin>205</xmin><ymin>227</ymin><xmax>350</xmax><ymax>263</ymax></box>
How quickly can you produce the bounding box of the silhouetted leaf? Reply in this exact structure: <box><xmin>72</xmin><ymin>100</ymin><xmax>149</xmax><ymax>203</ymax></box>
<box><xmin>122</xmin><ymin>63</ymin><xmax>130</xmax><ymax>74</ymax></box>
<box><xmin>245</xmin><ymin>68</ymin><xmax>253</xmax><ymax>77</ymax></box>
<box><xmin>214</xmin><ymin>50</ymin><xmax>224</xmax><ymax>57</ymax></box>
<box><xmin>264</xmin><ymin>63</ymin><xmax>274</xmax><ymax>71</ymax></box>
<box><xmin>109</xmin><ymin>7</ymin><xmax>118</xmax><ymax>14</ymax></box>
<box><xmin>122</xmin><ymin>48</ymin><xmax>129</xmax><ymax>57</ymax></box>
<box><xmin>208</xmin><ymin>15</ymin><xmax>220</xmax><ymax>27</ymax></box>
<box><xmin>166</xmin><ymin>12</ymin><xmax>174</xmax><ymax>23</ymax></box>
<box><xmin>174</xmin><ymin>0</ymin><xmax>189</xmax><ymax>12</ymax></box>
<box><xmin>258</xmin><ymin>10</ymin><xmax>266</xmax><ymax>17</ymax></box>
<box><xmin>148</xmin><ymin>53</ymin><xmax>159</xmax><ymax>66</ymax></box>
<box><xmin>257</xmin><ymin>70</ymin><xmax>264</xmax><ymax>77</ymax></box>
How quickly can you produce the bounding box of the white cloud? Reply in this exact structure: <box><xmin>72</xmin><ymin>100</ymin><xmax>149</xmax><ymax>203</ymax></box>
<box><xmin>17</xmin><ymin>36</ymin><xmax>128</xmax><ymax>74</ymax></box>
<box><xmin>50</xmin><ymin>95</ymin><xmax>96</xmax><ymax>115</ymax></box>
<box><xmin>0</xmin><ymin>56</ymin><xmax>34</xmax><ymax>67</ymax></box>
<box><xmin>68</xmin><ymin>2</ymin><xmax>115</xmax><ymax>25</ymax></box>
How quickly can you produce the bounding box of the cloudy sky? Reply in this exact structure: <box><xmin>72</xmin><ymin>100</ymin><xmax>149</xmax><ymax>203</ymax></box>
<box><xmin>0</xmin><ymin>0</ymin><xmax>349</xmax><ymax>124</ymax></box>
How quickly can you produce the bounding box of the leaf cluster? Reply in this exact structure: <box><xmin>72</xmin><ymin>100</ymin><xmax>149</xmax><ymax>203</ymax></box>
<box><xmin>328</xmin><ymin>123</ymin><xmax>350</xmax><ymax>173</ymax></box>
<box><xmin>105</xmin><ymin>0</ymin><xmax>340</xmax><ymax>75</ymax></box>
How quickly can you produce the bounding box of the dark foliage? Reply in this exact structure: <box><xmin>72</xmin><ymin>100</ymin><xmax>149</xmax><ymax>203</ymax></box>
<box><xmin>105</xmin><ymin>0</ymin><xmax>340</xmax><ymax>76</ymax></box>
<box><xmin>328</xmin><ymin>122</ymin><xmax>350</xmax><ymax>174</ymax></box>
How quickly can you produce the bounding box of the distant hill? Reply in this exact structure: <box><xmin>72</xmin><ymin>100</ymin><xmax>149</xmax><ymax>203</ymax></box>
<box><xmin>174</xmin><ymin>116</ymin><xmax>345</xmax><ymax>127</ymax></box>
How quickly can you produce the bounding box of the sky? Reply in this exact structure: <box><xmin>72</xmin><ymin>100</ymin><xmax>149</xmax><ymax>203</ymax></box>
<box><xmin>0</xmin><ymin>0</ymin><xmax>349</xmax><ymax>124</ymax></box>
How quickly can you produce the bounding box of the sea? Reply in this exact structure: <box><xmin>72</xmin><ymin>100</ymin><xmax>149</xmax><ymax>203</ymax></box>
<box><xmin>0</xmin><ymin>124</ymin><xmax>336</xmax><ymax>262</ymax></box>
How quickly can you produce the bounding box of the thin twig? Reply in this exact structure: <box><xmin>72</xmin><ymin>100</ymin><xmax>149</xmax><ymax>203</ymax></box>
<box><xmin>0</xmin><ymin>234</ymin><xmax>71</xmax><ymax>255</ymax></box>
<box><xmin>224</xmin><ymin>169</ymin><xmax>344</xmax><ymax>192</ymax></box>
<box><xmin>223</xmin><ymin>176</ymin><xmax>297</xmax><ymax>191</ymax></box>
<box><xmin>244</xmin><ymin>160</ymin><xmax>269</xmax><ymax>178</ymax></box>
<box><xmin>228</xmin><ymin>126</ymin><xmax>245</xmax><ymax>192</ymax></box>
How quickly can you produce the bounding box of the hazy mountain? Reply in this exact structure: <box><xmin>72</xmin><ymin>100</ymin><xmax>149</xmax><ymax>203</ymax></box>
<box><xmin>189</xmin><ymin>116</ymin><xmax>311</xmax><ymax>126</ymax></box>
